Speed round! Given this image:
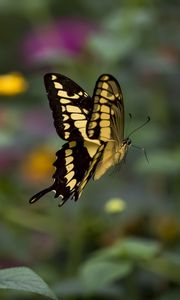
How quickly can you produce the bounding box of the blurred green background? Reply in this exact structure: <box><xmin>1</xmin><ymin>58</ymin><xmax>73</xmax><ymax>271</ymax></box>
<box><xmin>0</xmin><ymin>0</ymin><xmax>180</xmax><ymax>299</ymax></box>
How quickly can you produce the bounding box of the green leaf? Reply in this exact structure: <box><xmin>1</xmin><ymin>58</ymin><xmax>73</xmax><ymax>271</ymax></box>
<box><xmin>118</xmin><ymin>238</ymin><xmax>161</xmax><ymax>260</ymax></box>
<box><xmin>80</xmin><ymin>260</ymin><xmax>132</xmax><ymax>291</ymax></box>
<box><xmin>157</xmin><ymin>289</ymin><xmax>180</xmax><ymax>300</ymax></box>
<box><xmin>0</xmin><ymin>267</ymin><xmax>58</xmax><ymax>300</ymax></box>
<box><xmin>90</xmin><ymin>33</ymin><xmax>139</xmax><ymax>62</ymax></box>
<box><xmin>142</xmin><ymin>253</ymin><xmax>180</xmax><ymax>283</ymax></box>
<box><xmin>54</xmin><ymin>277</ymin><xmax>121</xmax><ymax>297</ymax></box>
<box><xmin>86</xmin><ymin>238</ymin><xmax>161</xmax><ymax>262</ymax></box>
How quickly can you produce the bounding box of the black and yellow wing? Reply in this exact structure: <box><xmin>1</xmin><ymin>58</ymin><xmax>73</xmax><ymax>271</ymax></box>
<box><xmin>29</xmin><ymin>140</ymin><xmax>105</xmax><ymax>206</ymax></box>
<box><xmin>87</xmin><ymin>74</ymin><xmax>124</xmax><ymax>142</ymax></box>
<box><xmin>86</xmin><ymin>74</ymin><xmax>126</xmax><ymax>181</ymax></box>
<box><xmin>44</xmin><ymin>73</ymin><xmax>92</xmax><ymax>141</ymax></box>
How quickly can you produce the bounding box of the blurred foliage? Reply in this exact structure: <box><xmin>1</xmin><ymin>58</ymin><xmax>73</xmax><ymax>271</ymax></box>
<box><xmin>0</xmin><ymin>267</ymin><xmax>57</xmax><ymax>300</ymax></box>
<box><xmin>0</xmin><ymin>0</ymin><xmax>179</xmax><ymax>299</ymax></box>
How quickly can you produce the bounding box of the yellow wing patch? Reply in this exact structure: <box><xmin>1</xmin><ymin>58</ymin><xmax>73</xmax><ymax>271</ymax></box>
<box><xmin>87</xmin><ymin>74</ymin><xmax>124</xmax><ymax>142</ymax></box>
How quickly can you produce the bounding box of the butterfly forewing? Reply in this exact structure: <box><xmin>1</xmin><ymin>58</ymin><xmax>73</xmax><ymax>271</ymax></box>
<box><xmin>44</xmin><ymin>73</ymin><xmax>92</xmax><ymax>141</ymax></box>
<box><xmin>87</xmin><ymin>74</ymin><xmax>124</xmax><ymax>142</ymax></box>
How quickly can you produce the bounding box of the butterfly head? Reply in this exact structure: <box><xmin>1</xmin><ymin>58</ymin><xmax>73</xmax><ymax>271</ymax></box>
<box><xmin>123</xmin><ymin>137</ymin><xmax>131</xmax><ymax>146</ymax></box>
<box><xmin>121</xmin><ymin>137</ymin><xmax>132</xmax><ymax>155</ymax></box>
<box><xmin>114</xmin><ymin>137</ymin><xmax>131</xmax><ymax>164</ymax></box>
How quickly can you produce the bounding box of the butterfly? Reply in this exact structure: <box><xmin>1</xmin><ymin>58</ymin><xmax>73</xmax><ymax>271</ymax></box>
<box><xmin>29</xmin><ymin>73</ymin><xmax>131</xmax><ymax>206</ymax></box>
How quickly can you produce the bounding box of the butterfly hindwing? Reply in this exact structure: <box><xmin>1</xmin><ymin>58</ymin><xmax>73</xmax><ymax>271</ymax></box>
<box><xmin>30</xmin><ymin>140</ymin><xmax>103</xmax><ymax>206</ymax></box>
<box><xmin>76</xmin><ymin>142</ymin><xmax>105</xmax><ymax>198</ymax></box>
<box><xmin>44</xmin><ymin>73</ymin><xmax>93</xmax><ymax>141</ymax></box>
<box><xmin>87</xmin><ymin>74</ymin><xmax>124</xmax><ymax>142</ymax></box>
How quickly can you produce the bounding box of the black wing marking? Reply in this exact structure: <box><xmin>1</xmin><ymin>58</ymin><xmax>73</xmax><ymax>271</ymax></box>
<box><xmin>29</xmin><ymin>140</ymin><xmax>104</xmax><ymax>206</ymax></box>
<box><xmin>87</xmin><ymin>74</ymin><xmax>124</xmax><ymax>142</ymax></box>
<box><xmin>44</xmin><ymin>73</ymin><xmax>93</xmax><ymax>141</ymax></box>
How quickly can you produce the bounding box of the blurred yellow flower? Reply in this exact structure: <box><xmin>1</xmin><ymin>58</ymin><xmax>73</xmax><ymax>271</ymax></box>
<box><xmin>22</xmin><ymin>146</ymin><xmax>55</xmax><ymax>183</ymax></box>
<box><xmin>154</xmin><ymin>215</ymin><xmax>179</xmax><ymax>241</ymax></box>
<box><xmin>105</xmin><ymin>198</ymin><xmax>126</xmax><ymax>214</ymax></box>
<box><xmin>0</xmin><ymin>72</ymin><xmax>27</xmax><ymax>95</ymax></box>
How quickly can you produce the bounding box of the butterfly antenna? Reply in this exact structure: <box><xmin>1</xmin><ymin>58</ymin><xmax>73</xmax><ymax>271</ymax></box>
<box><xmin>128</xmin><ymin>116</ymin><xmax>150</xmax><ymax>138</ymax></box>
<box><xmin>131</xmin><ymin>145</ymin><xmax>149</xmax><ymax>164</ymax></box>
<box><xmin>125</xmin><ymin>113</ymin><xmax>133</xmax><ymax>136</ymax></box>
<box><xmin>129</xmin><ymin>113</ymin><xmax>132</xmax><ymax>119</ymax></box>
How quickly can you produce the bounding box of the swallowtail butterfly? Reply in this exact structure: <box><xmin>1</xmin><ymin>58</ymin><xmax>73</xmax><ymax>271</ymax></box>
<box><xmin>29</xmin><ymin>73</ymin><xmax>131</xmax><ymax>206</ymax></box>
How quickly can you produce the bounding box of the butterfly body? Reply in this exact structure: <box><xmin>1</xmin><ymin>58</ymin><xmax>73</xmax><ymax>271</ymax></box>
<box><xmin>93</xmin><ymin>137</ymin><xmax>131</xmax><ymax>181</ymax></box>
<box><xmin>30</xmin><ymin>73</ymin><xmax>131</xmax><ymax>206</ymax></box>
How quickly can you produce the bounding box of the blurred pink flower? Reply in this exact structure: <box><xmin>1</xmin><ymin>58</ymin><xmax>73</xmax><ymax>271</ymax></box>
<box><xmin>22</xmin><ymin>18</ymin><xmax>98</xmax><ymax>65</ymax></box>
<box><xmin>0</xmin><ymin>148</ymin><xmax>22</xmax><ymax>172</ymax></box>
